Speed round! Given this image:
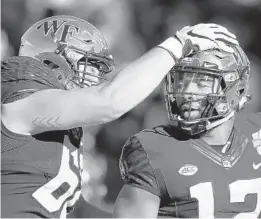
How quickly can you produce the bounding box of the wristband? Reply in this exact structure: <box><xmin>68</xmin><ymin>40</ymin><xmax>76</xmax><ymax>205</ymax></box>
<box><xmin>156</xmin><ymin>37</ymin><xmax>183</xmax><ymax>62</ymax></box>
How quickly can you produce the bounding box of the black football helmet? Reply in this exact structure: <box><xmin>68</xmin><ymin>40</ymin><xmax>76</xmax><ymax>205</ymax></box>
<box><xmin>164</xmin><ymin>46</ymin><xmax>251</xmax><ymax>135</ymax></box>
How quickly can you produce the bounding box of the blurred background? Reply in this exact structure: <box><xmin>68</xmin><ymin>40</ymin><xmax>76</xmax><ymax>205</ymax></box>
<box><xmin>1</xmin><ymin>0</ymin><xmax>261</xmax><ymax>217</ymax></box>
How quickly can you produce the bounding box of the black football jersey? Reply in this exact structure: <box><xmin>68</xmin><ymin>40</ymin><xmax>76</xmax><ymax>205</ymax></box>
<box><xmin>1</xmin><ymin>57</ymin><xmax>83</xmax><ymax>218</ymax></box>
<box><xmin>120</xmin><ymin>112</ymin><xmax>261</xmax><ymax>218</ymax></box>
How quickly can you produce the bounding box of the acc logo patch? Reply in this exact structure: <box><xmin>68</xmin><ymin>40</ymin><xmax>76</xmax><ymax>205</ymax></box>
<box><xmin>178</xmin><ymin>164</ymin><xmax>198</xmax><ymax>176</ymax></box>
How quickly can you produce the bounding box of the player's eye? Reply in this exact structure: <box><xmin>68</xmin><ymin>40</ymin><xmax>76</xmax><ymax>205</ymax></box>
<box><xmin>198</xmin><ymin>81</ymin><xmax>212</xmax><ymax>88</ymax></box>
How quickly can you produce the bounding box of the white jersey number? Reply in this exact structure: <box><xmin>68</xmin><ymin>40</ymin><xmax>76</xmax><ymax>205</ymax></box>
<box><xmin>190</xmin><ymin>178</ymin><xmax>261</xmax><ymax>218</ymax></box>
<box><xmin>32</xmin><ymin>144</ymin><xmax>83</xmax><ymax>214</ymax></box>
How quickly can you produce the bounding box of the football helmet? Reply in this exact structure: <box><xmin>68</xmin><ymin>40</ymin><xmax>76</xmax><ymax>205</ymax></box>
<box><xmin>19</xmin><ymin>15</ymin><xmax>115</xmax><ymax>89</ymax></box>
<box><xmin>164</xmin><ymin>46</ymin><xmax>251</xmax><ymax>135</ymax></box>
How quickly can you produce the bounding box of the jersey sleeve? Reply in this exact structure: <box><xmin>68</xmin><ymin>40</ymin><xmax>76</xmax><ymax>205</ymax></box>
<box><xmin>1</xmin><ymin>80</ymin><xmax>51</xmax><ymax>104</ymax></box>
<box><xmin>1</xmin><ymin>58</ymin><xmax>57</xmax><ymax>141</ymax></box>
<box><xmin>119</xmin><ymin>135</ymin><xmax>161</xmax><ymax>197</ymax></box>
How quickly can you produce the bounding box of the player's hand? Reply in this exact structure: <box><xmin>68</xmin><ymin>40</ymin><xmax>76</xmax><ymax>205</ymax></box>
<box><xmin>175</xmin><ymin>23</ymin><xmax>239</xmax><ymax>56</ymax></box>
<box><xmin>252</xmin><ymin>129</ymin><xmax>261</xmax><ymax>155</ymax></box>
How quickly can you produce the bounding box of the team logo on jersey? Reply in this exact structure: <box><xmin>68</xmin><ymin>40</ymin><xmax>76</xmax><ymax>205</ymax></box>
<box><xmin>252</xmin><ymin>129</ymin><xmax>261</xmax><ymax>155</ymax></box>
<box><xmin>178</xmin><ymin>164</ymin><xmax>198</xmax><ymax>176</ymax></box>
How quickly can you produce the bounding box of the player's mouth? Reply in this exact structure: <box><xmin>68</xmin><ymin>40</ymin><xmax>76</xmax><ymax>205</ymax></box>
<box><xmin>180</xmin><ymin>104</ymin><xmax>200</xmax><ymax>111</ymax></box>
<box><xmin>182</xmin><ymin>110</ymin><xmax>200</xmax><ymax>119</ymax></box>
<box><xmin>180</xmin><ymin>105</ymin><xmax>201</xmax><ymax>120</ymax></box>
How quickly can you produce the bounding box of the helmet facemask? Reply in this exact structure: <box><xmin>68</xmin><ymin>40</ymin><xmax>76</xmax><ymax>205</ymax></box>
<box><xmin>164</xmin><ymin>47</ymin><xmax>251</xmax><ymax>136</ymax></box>
<box><xmin>19</xmin><ymin>15</ymin><xmax>115</xmax><ymax>90</ymax></box>
<box><xmin>58</xmin><ymin>43</ymin><xmax>114</xmax><ymax>89</ymax></box>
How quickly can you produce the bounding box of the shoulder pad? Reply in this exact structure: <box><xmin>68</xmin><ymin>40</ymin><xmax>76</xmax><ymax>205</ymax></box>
<box><xmin>1</xmin><ymin>56</ymin><xmax>64</xmax><ymax>89</ymax></box>
<box><xmin>235</xmin><ymin>112</ymin><xmax>261</xmax><ymax>137</ymax></box>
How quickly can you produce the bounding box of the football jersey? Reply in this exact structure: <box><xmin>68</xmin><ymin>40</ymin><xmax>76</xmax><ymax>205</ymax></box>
<box><xmin>120</xmin><ymin>112</ymin><xmax>261</xmax><ymax>218</ymax></box>
<box><xmin>1</xmin><ymin>57</ymin><xmax>83</xmax><ymax>218</ymax></box>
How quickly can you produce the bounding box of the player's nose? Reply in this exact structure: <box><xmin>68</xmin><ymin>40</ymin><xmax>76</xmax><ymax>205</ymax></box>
<box><xmin>183</xmin><ymin>82</ymin><xmax>199</xmax><ymax>101</ymax></box>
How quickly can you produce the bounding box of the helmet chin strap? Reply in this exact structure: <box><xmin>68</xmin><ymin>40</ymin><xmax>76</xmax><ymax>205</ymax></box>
<box><xmin>177</xmin><ymin>110</ymin><xmax>235</xmax><ymax>135</ymax></box>
<box><xmin>205</xmin><ymin>111</ymin><xmax>235</xmax><ymax>131</ymax></box>
<box><xmin>238</xmin><ymin>95</ymin><xmax>251</xmax><ymax>110</ymax></box>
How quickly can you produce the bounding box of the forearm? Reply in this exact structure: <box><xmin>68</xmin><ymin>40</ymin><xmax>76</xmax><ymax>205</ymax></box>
<box><xmin>2</xmin><ymin>38</ymin><xmax>182</xmax><ymax>134</ymax></box>
<box><xmin>100</xmin><ymin>38</ymin><xmax>182</xmax><ymax>118</ymax></box>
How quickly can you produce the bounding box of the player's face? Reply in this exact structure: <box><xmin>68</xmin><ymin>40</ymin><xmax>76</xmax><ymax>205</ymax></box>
<box><xmin>77</xmin><ymin>62</ymin><xmax>100</xmax><ymax>87</ymax></box>
<box><xmin>175</xmin><ymin>72</ymin><xmax>222</xmax><ymax>120</ymax></box>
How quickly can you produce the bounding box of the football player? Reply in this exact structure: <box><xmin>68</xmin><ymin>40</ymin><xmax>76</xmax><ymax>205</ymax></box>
<box><xmin>1</xmin><ymin>15</ymin><xmax>239</xmax><ymax>218</ymax></box>
<box><xmin>114</xmin><ymin>39</ymin><xmax>261</xmax><ymax>218</ymax></box>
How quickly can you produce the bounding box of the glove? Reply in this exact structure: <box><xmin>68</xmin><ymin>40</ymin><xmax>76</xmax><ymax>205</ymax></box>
<box><xmin>175</xmin><ymin>23</ymin><xmax>239</xmax><ymax>56</ymax></box>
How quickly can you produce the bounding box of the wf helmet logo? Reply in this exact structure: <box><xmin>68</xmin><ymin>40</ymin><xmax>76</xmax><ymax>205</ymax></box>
<box><xmin>178</xmin><ymin>164</ymin><xmax>198</xmax><ymax>176</ymax></box>
<box><xmin>37</xmin><ymin>20</ymin><xmax>80</xmax><ymax>44</ymax></box>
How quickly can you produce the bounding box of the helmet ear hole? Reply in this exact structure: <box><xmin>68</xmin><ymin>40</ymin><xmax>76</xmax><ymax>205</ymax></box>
<box><xmin>42</xmin><ymin>60</ymin><xmax>65</xmax><ymax>82</ymax></box>
<box><xmin>238</xmin><ymin>88</ymin><xmax>244</xmax><ymax>95</ymax></box>
<box><xmin>43</xmin><ymin>60</ymin><xmax>59</xmax><ymax>69</ymax></box>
